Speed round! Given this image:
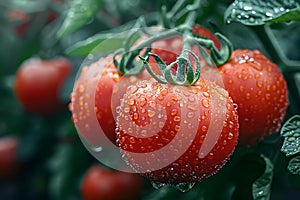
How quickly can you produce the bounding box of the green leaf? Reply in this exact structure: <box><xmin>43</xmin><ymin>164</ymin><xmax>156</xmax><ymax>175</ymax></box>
<box><xmin>280</xmin><ymin>115</ymin><xmax>300</xmax><ymax>156</ymax></box>
<box><xmin>48</xmin><ymin>143</ymin><xmax>91</xmax><ymax>200</ymax></box>
<box><xmin>252</xmin><ymin>155</ymin><xmax>273</xmax><ymax>200</ymax></box>
<box><xmin>288</xmin><ymin>156</ymin><xmax>300</xmax><ymax>174</ymax></box>
<box><xmin>66</xmin><ymin>33</ymin><xmax>126</xmax><ymax>56</ymax></box>
<box><xmin>224</xmin><ymin>0</ymin><xmax>300</xmax><ymax>26</ymax></box>
<box><xmin>57</xmin><ymin>0</ymin><xmax>104</xmax><ymax>38</ymax></box>
<box><xmin>266</xmin><ymin>6</ymin><xmax>300</xmax><ymax>23</ymax></box>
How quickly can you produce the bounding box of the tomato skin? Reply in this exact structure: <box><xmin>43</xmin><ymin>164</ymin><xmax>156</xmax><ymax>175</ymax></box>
<box><xmin>70</xmin><ymin>55</ymin><xmax>150</xmax><ymax>145</ymax></box>
<box><xmin>218</xmin><ymin>49</ymin><xmax>288</xmax><ymax>146</ymax></box>
<box><xmin>80</xmin><ymin>165</ymin><xmax>143</xmax><ymax>200</ymax></box>
<box><xmin>14</xmin><ymin>57</ymin><xmax>72</xmax><ymax>115</ymax></box>
<box><xmin>116</xmin><ymin>78</ymin><xmax>239</xmax><ymax>184</ymax></box>
<box><xmin>0</xmin><ymin>137</ymin><xmax>19</xmax><ymax>180</ymax></box>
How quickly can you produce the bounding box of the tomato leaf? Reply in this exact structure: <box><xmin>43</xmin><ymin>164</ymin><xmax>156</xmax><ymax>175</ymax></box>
<box><xmin>280</xmin><ymin>115</ymin><xmax>300</xmax><ymax>157</ymax></box>
<box><xmin>252</xmin><ymin>155</ymin><xmax>273</xmax><ymax>200</ymax></box>
<box><xmin>66</xmin><ymin>33</ymin><xmax>126</xmax><ymax>56</ymax></box>
<box><xmin>224</xmin><ymin>0</ymin><xmax>300</xmax><ymax>26</ymax></box>
<box><xmin>57</xmin><ymin>0</ymin><xmax>104</xmax><ymax>38</ymax></box>
<box><xmin>288</xmin><ymin>156</ymin><xmax>300</xmax><ymax>175</ymax></box>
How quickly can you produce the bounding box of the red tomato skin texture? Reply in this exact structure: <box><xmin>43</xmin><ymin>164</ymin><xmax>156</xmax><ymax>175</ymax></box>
<box><xmin>14</xmin><ymin>57</ymin><xmax>72</xmax><ymax>115</ymax></box>
<box><xmin>218</xmin><ymin>49</ymin><xmax>288</xmax><ymax>146</ymax></box>
<box><xmin>80</xmin><ymin>165</ymin><xmax>143</xmax><ymax>200</ymax></box>
<box><xmin>116</xmin><ymin>78</ymin><xmax>239</xmax><ymax>185</ymax></box>
<box><xmin>70</xmin><ymin>55</ymin><xmax>150</xmax><ymax>145</ymax></box>
<box><xmin>0</xmin><ymin>137</ymin><xmax>19</xmax><ymax>180</ymax></box>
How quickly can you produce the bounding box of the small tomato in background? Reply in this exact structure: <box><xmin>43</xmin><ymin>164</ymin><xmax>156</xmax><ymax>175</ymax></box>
<box><xmin>14</xmin><ymin>57</ymin><xmax>72</xmax><ymax>115</ymax></box>
<box><xmin>0</xmin><ymin>137</ymin><xmax>19</xmax><ymax>180</ymax></box>
<box><xmin>80</xmin><ymin>165</ymin><xmax>143</xmax><ymax>200</ymax></box>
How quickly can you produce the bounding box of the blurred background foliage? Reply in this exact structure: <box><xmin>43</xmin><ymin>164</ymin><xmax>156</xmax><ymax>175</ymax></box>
<box><xmin>0</xmin><ymin>0</ymin><xmax>300</xmax><ymax>199</ymax></box>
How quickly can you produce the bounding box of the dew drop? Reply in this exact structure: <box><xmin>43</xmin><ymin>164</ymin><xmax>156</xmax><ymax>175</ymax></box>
<box><xmin>133</xmin><ymin>112</ymin><xmax>139</xmax><ymax>120</ymax></box>
<box><xmin>187</xmin><ymin>112</ymin><xmax>195</xmax><ymax>119</ymax></box>
<box><xmin>228</xmin><ymin>132</ymin><xmax>234</xmax><ymax>140</ymax></box>
<box><xmin>171</xmin><ymin>109</ymin><xmax>178</xmax><ymax>116</ymax></box>
<box><xmin>140</xmin><ymin>97</ymin><xmax>147</xmax><ymax>107</ymax></box>
<box><xmin>203</xmin><ymin>92</ymin><xmax>210</xmax><ymax>97</ymax></box>
<box><xmin>256</xmin><ymin>81</ymin><xmax>263</xmax><ymax>88</ymax></box>
<box><xmin>149</xmin><ymin>101</ymin><xmax>156</xmax><ymax>108</ymax></box>
<box><xmin>129</xmin><ymin>137</ymin><xmax>136</xmax><ymax>144</ymax></box>
<box><xmin>174</xmin><ymin>116</ymin><xmax>181</xmax><ymax>122</ymax></box>
<box><xmin>151</xmin><ymin>181</ymin><xmax>166</xmax><ymax>190</ymax></box>
<box><xmin>176</xmin><ymin>182</ymin><xmax>195</xmax><ymax>192</ymax></box>
<box><xmin>201</xmin><ymin>99</ymin><xmax>209</xmax><ymax>108</ymax></box>
<box><xmin>148</xmin><ymin>110</ymin><xmax>156</xmax><ymax>118</ymax></box>
<box><xmin>175</xmin><ymin>125</ymin><xmax>181</xmax><ymax>131</ymax></box>
<box><xmin>202</xmin><ymin>125</ymin><xmax>207</xmax><ymax>132</ymax></box>
<box><xmin>129</xmin><ymin>99</ymin><xmax>136</xmax><ymax>106</ymax></box>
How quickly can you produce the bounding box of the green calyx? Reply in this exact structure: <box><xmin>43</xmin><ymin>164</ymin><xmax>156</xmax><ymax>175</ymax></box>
<box><xmin>193</xmin><ymin>32</ymin><xmax>233</xmax><ymax>66</ymax></box>
<box><xmin>140</xmin><ymin>49</ymin><xmax>200</xmax><ymax>86</ymax></box>
<box><xmin>113</xmin><ymin>0</ymin><xmax>233</xmax><ymax>86</ymax></box>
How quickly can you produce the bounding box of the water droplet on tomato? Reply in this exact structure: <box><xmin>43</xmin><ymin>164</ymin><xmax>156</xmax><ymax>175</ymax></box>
<box><xmin>201</xmin><ymin>99</ymin><xmax>209</xmax><ymax>108</ymax></box>
<box><xmin>187</xmin><ymin>112</ymin><xmax>195</xmax><ymax>119</ymax></box>
<box><xmin>129</xmin><ymin>99</ymin><xmax>135</xmax><ymax>106</ymax></box>
<box><xmin>256</xmin><ymin>80</ymin><xmax>263</xmax><ymax>88</ymax></box>
<box><xmin>171</xmin><ymin>109</ymin><xmax>178</xmax><ymax>116</ymax></box>
<box><xmin>228</xmin><ymin>132</ymin><xmax>234</xmax><ymax>140</ymax></box>
<box><xmin>140</xmin><ymin>97</ymin><xmax>147</xmax><ymax>107</ymax></box>
<box><xmin>148</xmin><ymin>110</ymin><xmax>156</xmax><ymax>118</ymax></box>
<box><xmin>174</xmin><ymin>116</ymin><xmax>181</xmax><ymax>122</ymax></box>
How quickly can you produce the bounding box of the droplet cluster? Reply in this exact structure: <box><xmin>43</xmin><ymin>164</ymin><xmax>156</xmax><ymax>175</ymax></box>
<box><xmin>219</xmin><ymin>49</ymin><xmax>288</xmax><ymax>145</ymax></box>
<box><xmin>116</xmin><ymin>78</ymin><xmax>239</xmax><ymax>184</ymax></box>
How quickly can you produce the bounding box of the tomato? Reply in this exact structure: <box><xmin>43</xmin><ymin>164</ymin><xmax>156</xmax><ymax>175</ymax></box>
<box><xmin>0</xmin><ymin>137</ymin><xmax>19</xmax><ymax>180</ymax></box>
<box><xmin>70</xmin><ymin>55</ymin><xmax>150</xmax><ymax>146</ymax></box>
<box><xmin>14</xmin><ymin>57</ymin><xmax>72</xmax><ymax>115</ymax></box>
<box><xmin>116</xmin><ymin>78</ymin><xmax>239</xmax><ymax>185</ymax></box>
<box><xmin>218</xmin><ymin>49</ymin><xmax>288</xmax><ymax>145</ymax></box>
<box><xmin>80</xmin><ymin>165</ymin><xmax>143</xmax><ymax>200</ymax></box>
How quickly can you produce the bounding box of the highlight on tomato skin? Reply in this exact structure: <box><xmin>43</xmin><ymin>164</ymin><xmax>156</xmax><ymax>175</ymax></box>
<box><xmin>14</xmin><ymin>57</ymin><xmax>72</xmax><ymax>115</ymax></box>
<box><xmin>80</xmin><ymin>165</ymin><xmax>144</xmax><ymax>200</ymax></box>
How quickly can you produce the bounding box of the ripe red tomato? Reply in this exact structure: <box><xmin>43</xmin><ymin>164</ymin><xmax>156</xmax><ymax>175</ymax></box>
<box><xmin>218</xmin><ymin>49</ymin><xmax>288</xmax><ymax>145</ymax></box>
<box><xmin>0</xmin><ymin>137</ymin><xmax>19</xmax><ymax>180</ymax></box>
<box><xmin>70</xmin><ymin>55</ymin><xmax>150</xmax><ymax>146</ymax></box>
<box><xmin>116</xmin><ymin>78</ymin><xmax>239</xmax><ymax>185</ymax></box>
<box><xmin>80</xmin><ymin>165</ymin><xmax>143</xmax><ymax>200</ymax></box>
<box><xmin>14</xmin><ymin>57</ymin><xmax>72</xmax><ymax>115</ymax></box>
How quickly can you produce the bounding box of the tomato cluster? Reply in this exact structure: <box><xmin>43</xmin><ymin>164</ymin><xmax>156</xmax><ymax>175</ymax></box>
<box><xmin>70</xmin><ymin>24</ymin><xmax>288</xmax><ymax>191</ymax></box>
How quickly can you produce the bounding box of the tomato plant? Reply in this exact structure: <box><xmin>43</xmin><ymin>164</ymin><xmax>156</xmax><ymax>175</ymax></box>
<box><xmin>80</xmin><ymin>165</ymin><xmax>143</xmax><ymax>200</ymax></box>
<box><xmin>14</xmin><ymin>57</ymin><xmax>72</xmax><ymax>115</ymax></box>
<box><xmin>1</xmin><ymin>0</ymin><xmax>300</xmax><ymax>199</ymax></box>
